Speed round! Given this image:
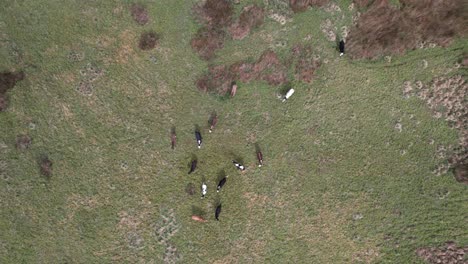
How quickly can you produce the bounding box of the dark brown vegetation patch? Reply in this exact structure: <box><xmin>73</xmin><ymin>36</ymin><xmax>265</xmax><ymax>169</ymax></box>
<box><xmin>290</xmin><ymin>0</ymin><xmax>330</xmax><ymax>13</ymax></box>
<box><xmin>291</xmin><ymin>44</ymin><xmax>321</xmax><ymax>83</ymax></box>
<box><xmin>39</xmin><ymin>156</ymin><xmax>53</xmax><ymax>178</ymax></box>
<box><xmin>130</xmin><ymin>3</ymin><xmax>150</xmax><ymax>25</ymax></box>
<box><xmin>229</xmin><ymin>5</ymin><xmax>265</xmax><ymax>40</ymax></box>
<box><xmin>196</xmin><ymin>50</ymin><xmax>288</xmax><ymax>95</ymax></box>
<box><xmin>193</xmin><ymin>0</ymin><xmax>233</xmax><ymax>27</ymax></box>
<box><xmin>416</xmin><ymin>241</ymin><xmax>467</xmax><ymax>264</ymax></box>
<box><xmin>16</xmin><ymin>135</ymin><xmax>31</xmax><ymax>150</ymax></box>
<box><xmin>190</xmin><ymin>27</ymin><xmax>225</xmax><ymax>60</ymax></box>
<box><xmin>0</xmin><ymin>71</ymin><xmax>25</xmax><ymax>111</ymax></box>
<box><xmin>453</xmin><ymin>164</ymin><xmax>467</xmax><ymax>185</ymax></box>
<box><xmin>347</xmin><ymin>0</ymin><xmax>468</xmax><ymax>59</ymax></box>
<box><xmin>0</xmin><ymin>95</ymin><xmax>7</xmax><ymax>111</ymax></box>
<box><xmin>0</xmin><ymin>71</ymin><xmax>25</xmax><ymax>95</ymax></box>
<box><xmin>138</xmin><ymin>31</ymin><xmax>159</xmax><ymax>50</ymax></box>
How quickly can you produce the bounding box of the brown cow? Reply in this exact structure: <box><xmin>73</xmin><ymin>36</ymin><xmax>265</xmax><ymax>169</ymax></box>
<box><xmin>230</xmin><ymin>82</ymin><xmax>237</xmax><ymax>97</ymax></box>
<box><xmin>191</xmin><ymin>215</ymin><xmax>207</xmax><ymax>223</ymax></box>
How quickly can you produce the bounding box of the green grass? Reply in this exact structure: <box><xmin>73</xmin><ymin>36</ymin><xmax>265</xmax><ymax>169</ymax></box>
<box><xmin>1</xmin><ymin>0</ymin><xmax>467</xmax><ymax>263</ymax></box>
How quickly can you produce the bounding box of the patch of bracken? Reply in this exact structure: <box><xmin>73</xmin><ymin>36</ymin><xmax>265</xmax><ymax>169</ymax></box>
<box><xmin>228</xmin><ymin>5</ymin><xmax>265</xmax><ymax>40</ymax></box>
<box><xmin>193</xmin><ymin>0</ymin><xmax>233</xmax><ymax>27</ymax></box>
<box><xmin>290</xmin><ymin>0</ymin><xmax>330</xmax><ymax>13</ymax></box>
<box><xmin>196</xmin><ymin>50</ymin><xmax>289</xmax><ymax>95</ymax></box>
<box><xmin>138</xmin><ymin>31</ymin><xmax>159</xmax><ymax>50</ymax></box>
<box><xmin>130</xmin><ymin>3</ymin><xmax>150</xmax><ymax>25</ymax></box>
<box><xmin>190</xmin><ymin>27</ymin><xmax>225</xmax><ymax>60</ymax></box>
<box><xmin>347</xmin><ymin>0</ymin><xmax>468</xmax><ymax>59</ymax></box>
<box><xmin>416</xmin><ymin>241</ymin><xmax>467</xmax><ymax>264</ymax></box>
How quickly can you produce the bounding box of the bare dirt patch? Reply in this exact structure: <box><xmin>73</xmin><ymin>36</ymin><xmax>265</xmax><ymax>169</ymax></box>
<box><xmin>347</xmin><ymin>0</ymin><xmax>468</xmax><ymax>59</ymax></box>
<box><xmin>290</xmin><ymin>0</ymin><xmax>330</xmax><ymax>13</ymax></box>
<box><xmin>229</xmin><ymin>5</ymin><xmax>265</xmax><ymax>40</ymax></box>
<box><xmin>190</xmin><ymin>27</ymin><xmax>225</xmax><ymax>60</ymax></box>
<box><xmin>138</xmin><ymin>31</ymin><xmax>159</xmax><ymax>50</ymax></box>
<box><xmin>130</xmin><ymin>3</ymin><xmax>150</xmax><ymax>25</ymax></box>
<box><xmin>416</xmin><ymin>241</ymin><xmax>467</xmax><ymax>264</ymax></box>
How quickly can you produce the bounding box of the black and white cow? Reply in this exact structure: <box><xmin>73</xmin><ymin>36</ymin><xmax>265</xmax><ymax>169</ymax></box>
<box><xmin>339</xmin><ymin>40</ymin><xmax>345</xmax><ymax>56</ymax></box>
<box><xmin>215</xmin><ymin>204</ymin><xmax>222</xmax><ymax>221</ymax></box>
<box><xmin>232</xmin><ymin>160</ymin><xmax>246</xmax><ymax>171</ymax></box>
<box><xmin>195</xmin><ymin>131</ymin><xmax>202</xmax><ymax>149</ymax></box>
<box><xmin>188</xmin><ymin>159</ymin><xmax>197</xmax><ymax>174</ymax></box>
<box><xmin>217</xmin><ymin>176</ymin><xmax>227</xmax><ymax>192</ymax></box>
<box><xmin>201</xmin><ymin>182</ymin><xmax>207</xmax><ymax>199</ymax></box>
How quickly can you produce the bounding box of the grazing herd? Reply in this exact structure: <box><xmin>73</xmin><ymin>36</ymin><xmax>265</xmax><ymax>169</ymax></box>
<box><xmin>173</xmin><ymin>113</ymin><xmax>263</xmax><ymax>222</ymax></box>
<box><xmin>180</xmin><ymin>41</ymin><xmax>345</xmax><ymax>222</ymax></box>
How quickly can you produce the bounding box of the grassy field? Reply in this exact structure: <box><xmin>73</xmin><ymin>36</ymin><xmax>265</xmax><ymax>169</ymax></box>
<box><xmin>1</xmin><ymin>0</ymin><xmax>467</xmax><ymax>263</ymax></box>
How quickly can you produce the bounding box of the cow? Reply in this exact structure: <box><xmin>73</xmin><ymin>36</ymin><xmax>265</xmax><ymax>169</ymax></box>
<box><xmin>282</xmin><ymin>89</ymin><xmax>295</xmax><ymax>102</ymax></box>
<box><xmin>217</xmin><ymin>176</ymin><xmax>227</xmax><ymax>192</ymax></box>
<box><xmin>232</xmin><ymin>160</ymin><xmax>246</xmax><ymax>171</ymax></box>
<box><xmin>209</xmin><ymin>114</ymin><xmax>218</xmax><ymax>133</ymax></box>
<box><xmin>170</xmin><ymin>131</ymin><xmax>176</xmax><ymax>150</ymax></box>
<box><xmin>201</xmin><ymin>182</ymin><xmax>207</xmax><ymax>198</ymax></box>
<box><xmin>188</xmin><ymin>159</ymin><xmax>197</xmax><ymax>174</ymax></box>
<box><xmin>215</xmin><ymin>204</ymin><xmax>222</xmax><ymax>221</ymax></box>
<box><xmin>339</xmin><ymin>40</ymin><xmax>345</xmax><ymax>56</ymax></box>
<box><xmin>195</xmin><ymin>131</ymin><xmax>202</xmax><ymax>149</ymax></box>
<box><xmin>191</xmin><ymin>215</ymin><xmax>207</xmax><ymax>223</ymax></box>
<box><xmin>257</xmin><ymin>151</ymin><xmax>263</xmax><ymax>167</ymax></box>
<box><xmin>230</xmin><ymin>82</ymin><xmax>238</xmax><ymax>97</ymax></box>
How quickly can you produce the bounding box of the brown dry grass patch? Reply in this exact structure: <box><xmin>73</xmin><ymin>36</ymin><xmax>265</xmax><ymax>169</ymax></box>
<box><xmin>347</xmin><ymin>0</ymin><xmax>468</xmax><ymax>59</ymax></box>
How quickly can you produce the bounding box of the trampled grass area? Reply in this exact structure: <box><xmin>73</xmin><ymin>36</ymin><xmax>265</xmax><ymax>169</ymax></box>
<box><xmin>1</xmin><ymin>0</ymin><xmax>467</xmax><ymax>263</ymax></box>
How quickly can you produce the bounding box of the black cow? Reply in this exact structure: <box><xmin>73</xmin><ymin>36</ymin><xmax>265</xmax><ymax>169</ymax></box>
<box><xmin>188</xmin><ymin>159</ymin><xmax>197</xmax><ymax>174</ymax></box>
<box><xmin>217</xmin><ymin>177</ymin><xmax>227</xmax><ymax>192</ymax></box>
<box><xmin>195</xmin><ymin>131</ymin><xmax>202</xmax><ymax>149</ymax></box>
<box><xmin>215</xmin><ymin>204</ymin><xmax>222</xmax><ymax>221</ymax></box>
<box><xmin>232</xmin><ymin>160</ymin><xmax>245</xmax><ymax>171</ymax></box>
<box><xmin>339</xmin><ymin>40</ymin><xmax>345</xmax><ymax>56</ymax></box>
